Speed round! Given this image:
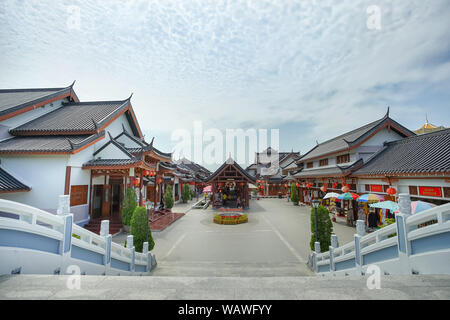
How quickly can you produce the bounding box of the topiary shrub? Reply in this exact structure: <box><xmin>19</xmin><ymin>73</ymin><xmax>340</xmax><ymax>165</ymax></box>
<box><xmin>181</xmin><ymin>184</ymin><xmax>191</xmax><ymax>203</ymax></box>
<box><xmin>130</xmin><ymin>206</ymin><xmax>155</xmax><ymax>252</ymax></box>
<box><xmin>163</xmin><ymin>186</ymin><xmax>174</xmax><ymax>209</ymax></box>
<box><xmin>122</xmin><ymin>187</ymin><xmax>137</xmax><ymax>226</ymax></box>
<box><xmin>310</xmin><ymin>205</ymin><xmax>333</xmax><ymax>252</ymax></box>
<box><xmin>290</xmin><ymin>183</ymin><xmax>299</xmax><ymax>205</ymax></box>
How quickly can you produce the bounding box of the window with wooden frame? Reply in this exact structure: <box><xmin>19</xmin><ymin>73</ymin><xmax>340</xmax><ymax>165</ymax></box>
<box><xmin>70</xmin><ymin>185</ymin><xmax>89</xmax><ymax>207</ymax></box>
<box><xmin>409</xmin><ymin>186</ymin><xmax>418</xmax><ymax>195</ymax></box>
<box><xmin>307</xmin><ymin>162</ymin><xmax>314</xmax><ymax>169</ymax></box>
<box><xmin>365</xmin><ymin>184</ymin><xmax>370</xmax><ymax>192</ymax></box>
<box><xmin>319</xmin><ymin>159</ymin><xmax>328</xmax><ymax>167</ymax></box>
<box><xmin>336</xmin><ymin>154</ymin><xmax>350</xmax><ymax>164</ymax></box>
<box><xmin>443</xmin><ymin>187</ymin><xmax>450</xmax><ymax>198</ymax></box>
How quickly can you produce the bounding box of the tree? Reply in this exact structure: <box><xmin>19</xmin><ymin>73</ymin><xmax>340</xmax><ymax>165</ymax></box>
<box><xmin>310</xmin><ymin>205</ymin><xmax>333</xmax><ymax>252</ymax></box>
<box><xmin>181</xmin><ymin>184</ymin><xmax>191</xmax><ymax>203</ymax></box>
<box><xmin>130</xmin><ymin>206</ymin><xmax>155</xmax><ymax>252</ymax></box>
<box><xmin>122</xmin><ymin>187</ymin><xmax>137</xmax><ymax>226</ymax></box>
<box><xmin>290</xmin><ymin>183</ymin><xmax>299</xmax><ymax>205</ymax></box>
<box><xmin>163</xmin><ymin>185</ymin><xmax>174</xmax><ymax>209</ymax></box>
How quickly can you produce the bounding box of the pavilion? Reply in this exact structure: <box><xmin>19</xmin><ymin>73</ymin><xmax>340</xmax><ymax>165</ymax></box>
<box><xmin>205</xmin><ymin>157</ymin><xmax>256</xmax><ymax>209</ymax></box>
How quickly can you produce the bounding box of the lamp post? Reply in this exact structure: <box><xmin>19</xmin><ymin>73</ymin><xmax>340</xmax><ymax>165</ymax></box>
<box><xmin>312</xmin><ymin>199</ymin><xmax>320</xmax><ymax>243</ymax></box>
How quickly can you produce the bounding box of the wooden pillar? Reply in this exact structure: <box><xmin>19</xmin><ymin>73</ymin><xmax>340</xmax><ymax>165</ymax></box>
<box><xmin>64</xmin><ymin>166</ymin><xmax>71</xmax><ymax>195</ymax></box>
<box><xmin>139</xmin><ymin>171</ymin><xmax>144</xmax><ymax>206</ymax></box>
<box><xmin>88</xmin><ymin>172</ymin><xmax>94</xmax><ymax>216</ymax></box>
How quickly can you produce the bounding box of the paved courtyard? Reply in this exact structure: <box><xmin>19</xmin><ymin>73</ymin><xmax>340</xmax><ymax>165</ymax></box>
<box><xmin>114</xmin><ymin>198</ymin><xmax>357</xmax><ymax>277</ymax></box>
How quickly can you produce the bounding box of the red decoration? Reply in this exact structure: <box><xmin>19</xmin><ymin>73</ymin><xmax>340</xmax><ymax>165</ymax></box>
<box><xmin>296</xmin><ymin>183</ymin><xmax>300</xmax><ymax>187</ymax></box>
<box><xmin>341</xmin><ymin>185</ymin><xmax>349</xmax><ymax>193</ymax></box>
<box><xmin>370</xmin><ymin>185</ymin><xmax>383</xmax><ymax>193</ymax></box>
<box><xmin>157</xmin><ymin>178</ymin><xmax>162</xmax><ymax>184</ymax></box>
<box><xmin>306</xmin><ymin>184</ymin><xmax>311</xmax><ymax>189</ymax></box>
<box><xmin>418</xmin><ymin>186</ymin><xmax>442</xmax><ymax>197</ymax></box>
<box><xmin>386</xmin><ymin>187</ymin><xmax>397</xmax><ymax>195</ymax></box>
<box><xmin>320</xmin><ymin>185</ymin><xmax>328</xmax><ymax>193</ymax></box>
<box><xmin>133</xmin><ymin>178</ymin><xmax>140</xmax><ymax>187</ymax></box>
<box><xmin>332</xmin><ymin>182</ymin><xmax>338</xmax><ymax>189</ymax></box>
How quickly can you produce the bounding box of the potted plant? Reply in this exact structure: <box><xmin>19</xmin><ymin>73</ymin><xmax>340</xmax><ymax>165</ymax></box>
<box><xmin>181</xmin><ymin>184</ymin><xmax>191</xmax><ymax>203</ymax></box>
<box><xmin>163</xmin><ymin>186</ymin><xmax>174</xmax><ymax>210</ymax></box>
<box><xmin>290</xmin><ymin>183</ymin><xmax>299</xmax><ymax>205</ymax></box>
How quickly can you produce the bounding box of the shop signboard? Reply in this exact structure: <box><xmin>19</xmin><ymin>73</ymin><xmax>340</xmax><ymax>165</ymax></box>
<box><xmin>418</xmin><ymin>186</ymin><xmax>442</xmax><ymax>197</ymax></box>
<box><xmin>370</xmin><ymin>185</ymin><xmax>383</xmax><ymax>193</ymax></box>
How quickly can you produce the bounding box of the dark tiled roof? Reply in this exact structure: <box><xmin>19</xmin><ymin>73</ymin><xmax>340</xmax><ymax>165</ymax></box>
<box><xmin>0</xmin><ymin>132</ymin><xmax>104</xmax><ymax>154</ymax></box>
<box><xmin>0</xmin><ymin>83</ymin><xmax>76</xmax><ymax>118</ymax></box>
<box><xmin>299</xmin><ymin>111</ymin><xmax>415</xmax><ymax>162</ymax></box>
<box><xmin>10</xmin><ymin>100</ymin><xmax>129</xmax><ymax>135</ymax></box>
<box><xmin>83</xmin><ymin>158</ymin><xmax>141</xmax><ymax>168</ymax></box>
<box><xmin>293</xmin><ymin>160</ymin><xmax>363</xmax><ymax>178</ymax></box>
<box><xmin>353</xmin><ymin>128</ymin><xmax>450</xmax><ymax>176</ymax></box>
<box><xmin>205</xmin><ymin>158</ymin><xmax>256</xmax><ymax>183</ymax></box>
<box><xmin>0</xmin><ymin>167</ymin><xmax>30</xmax><ymax>193</ymax></box>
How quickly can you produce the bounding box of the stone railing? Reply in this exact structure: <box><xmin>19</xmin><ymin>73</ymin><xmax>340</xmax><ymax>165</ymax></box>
<box><xmin>313</xmin><ymin>194</ymin><xmax>450</xmax><ymax>276</ymax></box>
<box><xmin>0</xmin><ymin>196</ymin><xmax>156</xmax><ymax>275</ymax></box>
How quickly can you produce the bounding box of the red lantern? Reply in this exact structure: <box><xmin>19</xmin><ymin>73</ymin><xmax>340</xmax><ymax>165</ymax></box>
<box><xmin>341</xmin><ymin>185</ymin><xmax>349</xmax><ymax>193</ymax></box>
<box><xmin>133</xmin><ymin>178</ymin><xmax>140</xmax><ymax>187</ymax></box>
<box><xmin>387</xmin><ymin>187</ymin><xmax>397</xmax><ymax>195</ymax></box>
<box><xmin>306</xmin><ymin>184</ymin><xmax>311</xmax><ymax>189</ymax></box>
<box><xmin>157</xmin><ymin>178</ymin><xmax>162</xmax><ymax>184</ymax></box>
<box><xmin>296</xmin><ymin>183</ymin><xmax>300</xmax><ymax>187</ymax></box>
<box><xmin>320</xmin><ymin>185</ymin><xmax>328</xmax><ymax>193</ymax></box>
<box><xmin>284</xmin><ymin>184</ymin><xmax>288</xmax><ymax>188</ymax></box>
<box><xmin>332</xmin><ymin>182</ymin><xmax>338</xmax><ymax>189</ymax></box>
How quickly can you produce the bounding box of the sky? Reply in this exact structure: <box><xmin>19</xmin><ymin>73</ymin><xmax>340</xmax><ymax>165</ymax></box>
<box><xmin>0</xmin><ymin>0</ymin><xmax>449</xmax><ymax>170</ymax></box>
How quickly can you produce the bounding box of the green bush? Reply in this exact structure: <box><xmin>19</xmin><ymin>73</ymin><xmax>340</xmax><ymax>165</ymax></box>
<box><xmin>290</xmin><ymin>183</ymin><xmax>299</xmax><ymax>204</ymax></box>
<box><xmin>130</xmin><ymin>206</ymin><xmax>155</xmax><ymax>252</ymax></box>
<box><xmin>163</xmin><ymin>186</ymin><xmax>174</xmax><ymax>209</ymax></box>
<box><xmin>181</xmin><ymin>184</ymin><xmax>191</xmax><ymax>203</ymax></box>
<box><xmin>122</xmin><ymin>187</ymin><xmax>137</xmax><ymax>226</ymax></box>
<box><xmin>310</xmin><ymin>205</ymin><xmax>333</xmax><ymax>252</ymax></box>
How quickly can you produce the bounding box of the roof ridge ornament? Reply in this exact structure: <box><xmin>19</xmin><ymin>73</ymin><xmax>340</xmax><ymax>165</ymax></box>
<box><xmin>69</xmin><ymin>80</ymin><xmax>76</xmax><ymax>88</ymax></box>
<box><xmin>92</xmin><ymin>118</ymin><xmax>99</xmax><ymax>131</ymax></box>
<box><xmin>66</xmin><ymin>138</ymin><xmax>75</xmax><ymax>150</ymax></box>
<box><xmin>125</xmin><ymin>93</ymin><xmax>133</xmax><ymax>102</ymax></box>
<box><xmin>385</xmin><ymin>106</ymin><xmax>390</xmax><ymax>118</ymax></box>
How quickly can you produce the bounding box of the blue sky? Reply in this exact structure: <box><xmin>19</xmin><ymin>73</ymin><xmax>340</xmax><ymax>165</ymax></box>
<box><xmin>0</xmin><ymin>0</ymin><xmax>449</xmax><ymax>170</ymax></box>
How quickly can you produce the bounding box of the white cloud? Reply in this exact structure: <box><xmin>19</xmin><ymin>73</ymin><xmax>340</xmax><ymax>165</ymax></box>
<box><xmin>0</xmin><ymin>0</ymin><xmax>449</xmax><ymax>161</ymax></box>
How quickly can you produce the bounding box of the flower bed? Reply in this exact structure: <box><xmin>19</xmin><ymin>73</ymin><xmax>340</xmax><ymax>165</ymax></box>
<box><xmin>213</xmin><ymin>213</ymin><xmax>248</xmax><ymax>225</ymax></box>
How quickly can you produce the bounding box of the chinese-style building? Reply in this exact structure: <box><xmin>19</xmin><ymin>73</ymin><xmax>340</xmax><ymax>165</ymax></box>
<box><xmin>292</xmin><ymin>108</ymin><xmax>415</xmax><ymax>203</ymax></box>
<box><xmin>246</xmin><ymin>148</ymin><xmax>300</xmax><ymax>196</ymax></box>
<box><xmin>0</xmin><ymin>82</ymin><xmax>172</xmax><ymax>233</ymax></box>
<box><xmin>206</xmin><ymin>157</ymin><xmax>256</xmax><ymax>209</ymax></box>
<box><xmin>352</xmin><ymin>128</ymin><xmax>450</xmax><ymax>205</ymax></box>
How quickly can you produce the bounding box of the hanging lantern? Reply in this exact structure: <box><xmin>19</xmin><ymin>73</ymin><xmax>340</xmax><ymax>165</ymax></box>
<box><xmin>133</xmin><ymin>178</ymin><xmax>140</xmax><ymax>187</ymax></box>
<box><xmin>296</xmin><ymin>183</ymin><xmax>300</xmax><ymax>187</ymax></box>
<box><xmin>320</xmin><ymin>185</ymin><xmax>328</xmax><ymax>193</ymax></box>
<box><xmin>306</xmin><ymin>184</ymin><xmax>311</xmax><ymax>189</ymax></box>
<box><xmin>284</xmin><ymin>184</ymin><xmax>288</xmax><ymax>188</ymax></box>
<box><xmin>332</xmin><ymin>182</ymin><xmax>338</xmax><ymax>189</ymax></box>
<box><xmin>341</xmin><ymin>185</ymin><xmax>349</xmax><ymax>193</ymax></box>
<box><xmin>144</xmin><ymin>170</ymin><xmax>149</xmax><ymax>176</ymax></box>
<box><xmin>157</xmin><ymin>178</ymin><xmax>162</xmax><ymax>184</ymax></box>
<box><xmin>387</xmin><ymin>187</ymin><xmax>397</xmax><ymax>195</ymax></box>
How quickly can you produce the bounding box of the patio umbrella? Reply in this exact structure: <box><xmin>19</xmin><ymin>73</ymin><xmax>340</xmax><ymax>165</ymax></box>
<box><xmin>369</xmin><ymin>201</ymin><xmax>399</xmax><ymax>212</ymax></box>
<box><xmin>357</xmin><ymin>194</ymin><xmax>385</xmax><ymax>203</ymax></box>
<box><xmin>394</xmin><ymin>201</ymin><xmax>436</xmax><ymax>214</ymax></box>
<box><xmin>323</xmin><ymin>192</ymin><xmax>341</xmax><ymax>199</ymax></box>
<box><xmin>338</xmin><ymin>192</ymin><xmax>359</xmax><ymax>200</ymax></box>
<box><xmin>202</xmin><ymin>186</ymin><xmax>213</xmax><ymax>193</ymax></box>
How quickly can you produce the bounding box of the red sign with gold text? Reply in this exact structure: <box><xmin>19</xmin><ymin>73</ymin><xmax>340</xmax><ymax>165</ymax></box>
<box><xmin>370</xmin><ymin>185</ymin><xmax>383</xmax><ymax>193</ymax></box>
<box><xmin>418</xmin><ymin>186</ymin><xmax>442</xmax><ymax>197</ymax></box>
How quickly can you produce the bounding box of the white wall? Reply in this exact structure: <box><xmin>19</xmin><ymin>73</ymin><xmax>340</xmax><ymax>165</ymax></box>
<box><xmin>0</xmin><ymin>155</ymin><xmax>68</xmax><ymax>211</ymax></box>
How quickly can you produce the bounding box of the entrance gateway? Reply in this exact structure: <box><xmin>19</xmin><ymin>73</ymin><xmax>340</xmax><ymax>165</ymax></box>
<box><xmin>204</xmin><ymin>157</ymin><xmax>256</xmax><ymax>209</ymax></box>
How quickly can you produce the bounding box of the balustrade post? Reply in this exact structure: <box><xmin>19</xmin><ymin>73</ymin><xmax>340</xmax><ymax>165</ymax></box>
<box><xmin>100</xmin><ymin>220</ymin><xmax>111</xmax><ymax>275</ymax></box>
<box><xmin>313</xmin><ymin>241</ymin><xmax>321</xmax><ymax>273</ymax></box>
<box><xmin>60</xmin><ymin>213</ymin><xmax>73</xmax><ymax>275</ymax></box>
<box><xmin>143</xmin><ymin>242</ymin><xmax>151</xmax><ymax>273</ymax></box>
<box><xmin>354</xmin><ymin>234</ymin><xmax>362</xmax><ymax>275</ymax></box>
<box><xmin>330</xmin><ymin>234</ymin><xmax>339</xmax><ymax>272</ymax></box>
<box><xmin>126</xmin><ymin>235</ymin><xmax>135</xmax><ymax>274</ymax></box>
<box><xmin>396</xmin><ymin>193</ymin><xmax>412</xmax><ymax>274</ymax></box>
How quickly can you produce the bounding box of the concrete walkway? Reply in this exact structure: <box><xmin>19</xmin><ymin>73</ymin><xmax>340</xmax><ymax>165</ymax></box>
<box><xmin>1</xmin><ymin>274</ymin><xmax>449</xmax><ymax>300</ymax></box>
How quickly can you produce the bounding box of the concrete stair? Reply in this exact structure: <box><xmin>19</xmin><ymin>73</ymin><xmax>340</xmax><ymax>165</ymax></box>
<box><xmin>1</xmin><ymin>274</ymin><xmax>449</xmax><ymax>300</ymax></box>
<box><xmin>150</xmin><ymin>261</ymin><xmax>315</xmax><ymax>277</ymax></box>
<box><xmin>83</xmin><ymin>219</ymin><xmax>123</xmax><ymax>235</ymax></box>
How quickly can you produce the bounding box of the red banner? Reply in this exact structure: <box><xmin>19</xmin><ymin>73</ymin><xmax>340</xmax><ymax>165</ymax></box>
<box><xmin>418</xmin><ymin>186</ymin><xmax>442</xmax><ymax>197</ymax></box>
<box><xmin>370</xmin><ymin>185</ymin><xmax>383</xmax><ymax>193</ymax></box>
